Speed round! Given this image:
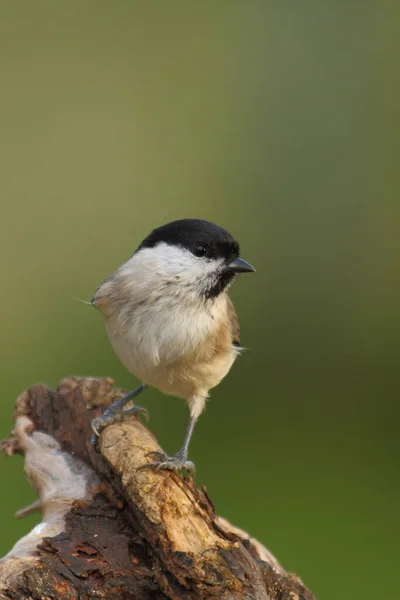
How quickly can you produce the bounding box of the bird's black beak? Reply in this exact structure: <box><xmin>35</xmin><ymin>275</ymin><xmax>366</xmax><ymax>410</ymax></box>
<box><xmin>228</xmin><ymin>257</ymin><xmax>256</xmax><ymax>273</ymax></box>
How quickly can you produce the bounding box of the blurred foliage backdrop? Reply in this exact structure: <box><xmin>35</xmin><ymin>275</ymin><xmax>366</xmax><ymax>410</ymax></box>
<box><xmin>0</xmin><ymin>2</ymin><xmax>399</xmax><ymax>599</ymax></box>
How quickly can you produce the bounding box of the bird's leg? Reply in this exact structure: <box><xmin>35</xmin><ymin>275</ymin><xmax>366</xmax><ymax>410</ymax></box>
<box><xmin>143</xmin><ymin>395</ymin><xmax>206</xmax><ymax>473</ymax></box>
<box><xmin>144</xmin><ymin>414</ymin><xmax>197</xmax><ymax>474</ymax></box>
<box><xmin>91</xmin><ymin>383</ymin><xmax>148</xmax><ymax>445</ymax></box>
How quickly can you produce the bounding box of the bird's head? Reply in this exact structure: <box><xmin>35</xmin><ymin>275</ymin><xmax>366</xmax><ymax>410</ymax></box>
<box><xmin>132</xmin><ymin>219</ymin><xmax>255</xmax><ymax>300</ymax></box>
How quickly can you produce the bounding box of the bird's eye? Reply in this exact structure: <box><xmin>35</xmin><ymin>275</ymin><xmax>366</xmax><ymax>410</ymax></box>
<box><xmin>192</xmin><ymin>243</ymin><xmax>208</xmax><ymax>257</ymax></box>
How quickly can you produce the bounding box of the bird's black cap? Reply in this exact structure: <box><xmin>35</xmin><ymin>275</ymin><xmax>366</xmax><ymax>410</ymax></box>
<box><xmin>137</xmin><ymin>219</ymin><xmax>240</xmax><ymax>262</ymax></box>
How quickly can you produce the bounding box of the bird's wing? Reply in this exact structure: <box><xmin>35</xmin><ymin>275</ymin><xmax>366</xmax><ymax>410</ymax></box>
<box><xmin>227</xmin><ymin>296</ymin><xmax>240</xmax><ymax>347</ymax></box>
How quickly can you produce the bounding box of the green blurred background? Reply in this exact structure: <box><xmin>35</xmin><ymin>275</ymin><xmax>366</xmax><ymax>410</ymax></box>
<box><xmin>0</xmin><ymin>2</ymin><xmax>398</xmax><ymax>598</ymax></box>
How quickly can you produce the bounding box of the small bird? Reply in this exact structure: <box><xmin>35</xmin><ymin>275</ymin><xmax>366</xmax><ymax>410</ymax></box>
<box><xmin>91</xmin><ymin>219</ymin><xmax>255</xmax><ymax>472</ymax></box>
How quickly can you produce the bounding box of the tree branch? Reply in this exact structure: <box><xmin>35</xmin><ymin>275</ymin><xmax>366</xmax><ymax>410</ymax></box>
<box><xmin>0</xmin><ymin>377</ymin><xmax>315</xmax><ymax>600</ymax></box>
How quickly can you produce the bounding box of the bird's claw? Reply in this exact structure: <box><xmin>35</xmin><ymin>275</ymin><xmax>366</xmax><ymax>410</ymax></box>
<box><xmin>134</xmin><ymin>406</ymin><xmax>150</xmax><ymax>424</ymax></box>
<box><xmin>91</xmin><ymin>419</ymin><xmax>102</xmax><ymax>437</ymax></box>
<box><xmin>146</xmin><ymin>450</ymin><xmax>167</xmax><ymax>461</ymax></box>
<box><xmin>141</xmin><ymin>450</ymin><xmax>196</xmax><ymax>474</ymax></box>
<box><xmin>91</xmin><ymin>405</ymin><xmax>149</xmax><ymax>446</ymax></box>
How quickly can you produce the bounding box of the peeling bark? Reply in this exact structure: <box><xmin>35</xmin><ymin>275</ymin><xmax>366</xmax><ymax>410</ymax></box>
<box><xmin>0</xmin><ymin>377</ymin><xmax>315</xmax><ymax>600</ymax></box>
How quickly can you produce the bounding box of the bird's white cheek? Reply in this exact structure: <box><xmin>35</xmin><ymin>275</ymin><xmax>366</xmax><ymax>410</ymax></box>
<box><xmin>117</xmin><ymin>244</ymin><xmax>225</xmax><ymax>301</ymax></box>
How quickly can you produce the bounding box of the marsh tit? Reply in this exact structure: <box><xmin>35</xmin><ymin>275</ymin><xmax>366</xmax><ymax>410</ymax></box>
<box><xmin>91</xmin><ymin>219</ymin><xmax>255</xmax><ymax>472</ymax></box>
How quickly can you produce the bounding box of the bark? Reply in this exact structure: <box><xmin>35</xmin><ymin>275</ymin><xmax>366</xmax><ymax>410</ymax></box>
<box><xmin>0</xmin><ymin>376</ymin><xmax>315</xmax><ymax>600</ymax></box>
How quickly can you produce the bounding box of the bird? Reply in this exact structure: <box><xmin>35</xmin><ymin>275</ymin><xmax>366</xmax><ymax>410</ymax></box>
<box><xmin>91</xmin><ymin>219</ymin><xmax>255</xmax><ymax>472</ymax></box>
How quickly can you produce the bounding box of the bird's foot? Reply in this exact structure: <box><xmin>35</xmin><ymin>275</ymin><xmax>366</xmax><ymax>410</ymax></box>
<box><xmin>142</xmin><ymin>450</ymin><xmax>196</xmax><ymax>474</ymax></box>
<box><xmin>91</xmin><ymin>405</ymin><xmax>149</xmax><ymax>445</ymax></box>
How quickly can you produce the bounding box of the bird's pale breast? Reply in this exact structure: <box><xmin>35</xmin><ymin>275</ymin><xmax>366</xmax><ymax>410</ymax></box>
<box><xmin>105</xmin><ymin>293</ymin><xmax>238</xmax><ymax>400</ymax></box>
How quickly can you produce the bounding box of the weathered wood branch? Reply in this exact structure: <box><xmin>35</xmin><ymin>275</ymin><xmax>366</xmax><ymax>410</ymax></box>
<box><xmin>0</xmin><ymin>377</ymin><xmax>315</xmax><ymax>600</ymax></box>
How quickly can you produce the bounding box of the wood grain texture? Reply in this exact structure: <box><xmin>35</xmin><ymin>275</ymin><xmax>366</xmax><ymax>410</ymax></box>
<box><xmin>0</xmin><ymin>377</ymin><xmax>315</xmax><ymax>600</ymax></box>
